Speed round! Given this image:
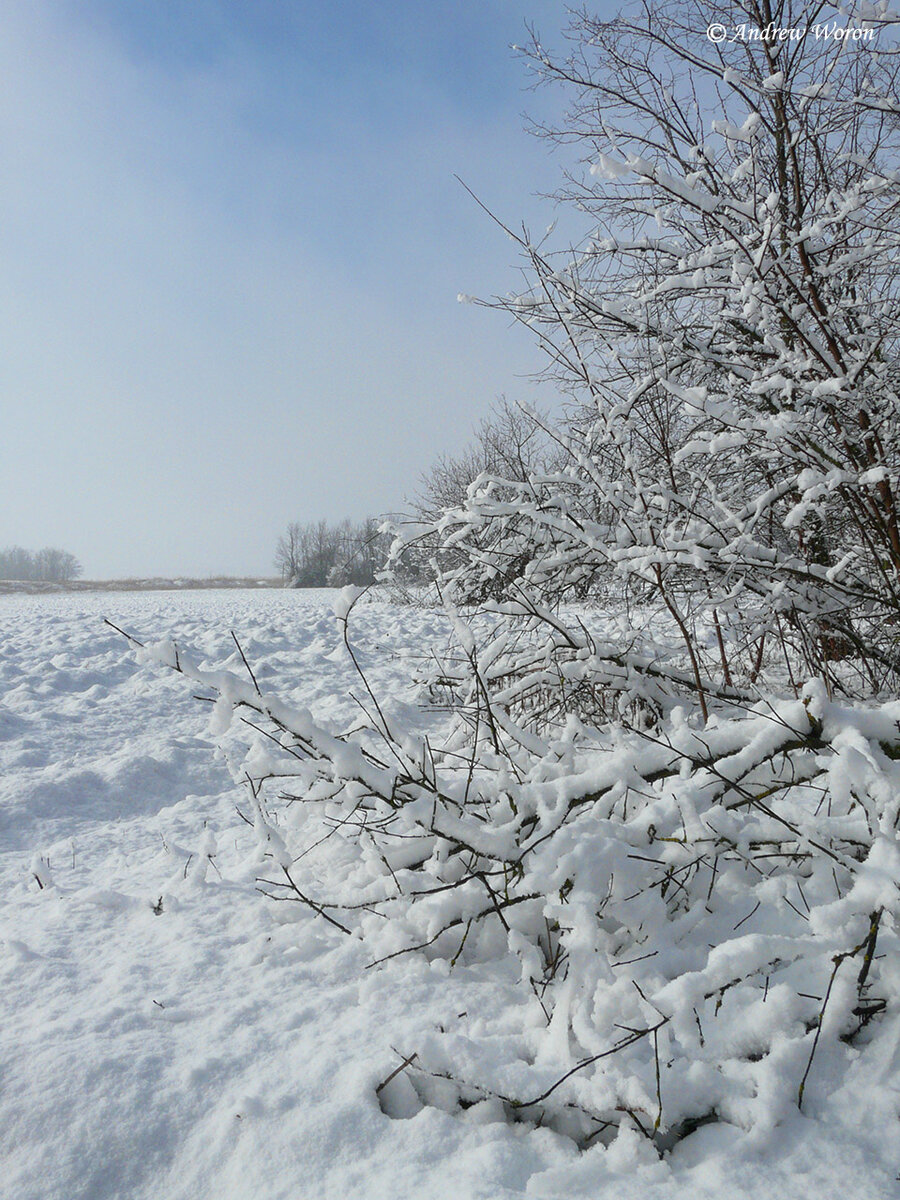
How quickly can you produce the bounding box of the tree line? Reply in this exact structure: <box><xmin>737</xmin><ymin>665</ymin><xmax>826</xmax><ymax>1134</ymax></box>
<box><xmin>0</xmin><ymin>546</ymin><xmax>82</xmax><ymax>582</ymax></box>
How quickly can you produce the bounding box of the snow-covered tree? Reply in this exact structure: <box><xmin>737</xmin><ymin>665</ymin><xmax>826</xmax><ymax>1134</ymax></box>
<box><xmin>413</xmin><ymin>0</ymin><xmax>900</xmax><ymax>709</ymax></box>
<box><xmin>406</xmin><ymin>398</ymin><xmax>567</xmax><ymax>595</ymax></box>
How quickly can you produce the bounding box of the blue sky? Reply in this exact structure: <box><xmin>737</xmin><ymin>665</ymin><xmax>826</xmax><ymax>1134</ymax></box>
<box><xmin>0</xmin><ymin>1</ymin><xmax>598</xmax><ymax>577</ymax></box>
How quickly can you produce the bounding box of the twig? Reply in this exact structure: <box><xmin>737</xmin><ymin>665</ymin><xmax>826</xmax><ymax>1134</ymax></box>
<box><xmin>514</xmin><ymin>1018</ymin><xmax>669</xmax><ymax>1110</ymax></box>
<box><xmin>797</xmin><ymin>916</ymin><xmax>882</xmax><ymax>1109</ymax></box>
<box><xmin>103</xmin><ymin>617</ymin><xmax>144</xmax><ymax>648</ymax></box>
<box><xmin>273</xmin><ymin>866</ymin><xmax>354</xmax><ymax>936</ymax></box>
<box><xmin>231</xmin><ymin>631</ymin><xmax>261</xmax><ymax>695</ymax></box>
<box><xmin>375</xmin><ymin>1051</ymin><xmax>419</xmax><ymax>1096</ymax></box>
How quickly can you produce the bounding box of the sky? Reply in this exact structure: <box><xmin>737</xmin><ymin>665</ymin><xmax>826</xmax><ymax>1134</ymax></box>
<box><xmin>0</xmin><ymin>0</ymin><xmax>603</xmax><ymax>579</ymax></box>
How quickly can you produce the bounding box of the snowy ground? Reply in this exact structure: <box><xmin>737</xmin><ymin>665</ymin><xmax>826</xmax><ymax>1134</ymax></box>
<box><xmin>0</xmin><ymin>590</ymin><xmax>896</xmax><ymax>1200</ymax></box>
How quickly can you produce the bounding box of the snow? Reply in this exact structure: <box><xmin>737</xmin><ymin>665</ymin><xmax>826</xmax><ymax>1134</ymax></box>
<box><xmin>334</xmin><ymin>584</ymin><xmax>365</xmax><ymax>623</ymax></box>
<box><xmin>0</xmin><ymin>589</ymin><xmax>896</xmax><ymax>1199</ymax></box>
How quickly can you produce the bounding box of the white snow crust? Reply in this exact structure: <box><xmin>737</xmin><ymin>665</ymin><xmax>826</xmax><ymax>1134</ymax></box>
<box><xmin>0</xmin><ymin>590</ymin><xmax>895</xmax><ymax>1199</ymax></box>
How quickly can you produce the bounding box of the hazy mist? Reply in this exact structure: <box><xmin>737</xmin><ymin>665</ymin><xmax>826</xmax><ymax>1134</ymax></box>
<box><xmin>0</xmin><ymin>0</ymin><xmax>580</xmax><ymax>577</ymax></box>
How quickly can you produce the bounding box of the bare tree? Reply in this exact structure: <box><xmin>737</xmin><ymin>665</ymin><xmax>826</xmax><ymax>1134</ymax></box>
<box><xmin>274</xmin><ymin>522</ymin><xmax>303</xmax><ymax>584</ymax></box>
<box><xmin>415</xmin><ymin>398</ymin><xmax>563</xmax><ymax>517</ymax></box>
<box><xmin>33</xmin><ymin>547</ymin><xmax>82</xmax><ymax>582</ymax></box>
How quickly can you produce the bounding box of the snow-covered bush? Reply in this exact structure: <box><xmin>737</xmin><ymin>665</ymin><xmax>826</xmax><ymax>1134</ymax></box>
<box><xmin>123</xmin><ymin>0</ymin><xmax>900</xmax><ymax>1155</ymax></box>
<box><xmin>125</xmin><ymin>586</ymin><xmax>898</xmax><ymax>1150</ymax></box>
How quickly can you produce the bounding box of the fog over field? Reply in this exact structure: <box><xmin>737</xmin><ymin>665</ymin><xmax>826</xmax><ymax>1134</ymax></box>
<box><xmin>0</xmin><ymin>0</ymin><xmax>566</xmax><ymax>579</ymax></box>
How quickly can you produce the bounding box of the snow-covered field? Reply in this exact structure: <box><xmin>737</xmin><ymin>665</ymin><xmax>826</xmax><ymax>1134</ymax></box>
<box><xmin>0</xmin><ymin>590</ymin><xmax>895</xmax><ymax>1200</ymax></box>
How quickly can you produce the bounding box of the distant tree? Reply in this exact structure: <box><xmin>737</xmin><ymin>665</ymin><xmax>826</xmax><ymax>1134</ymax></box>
<box><xmin>0</xmin><ymin>546</ymin><xmax>34</xmax><ymax>580</ymax></box>
<box><xmin>327</xmin><ymin>517</ymin><xmax>393</xmax><ymax>587</ymax></box>
<box><xmin>274</xmin><ymin>522</ymin><xmax>303</xmax><ymax>584</ymax></box>
<box><xmin>33</xmin><ymin>547</ymin><xmax>82</xmax><ymax>582</ymax></box>
<box><xmin>0</xmin><ymin>545</ymin><xmax>81</xmax><ymax>582</ymax></box>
